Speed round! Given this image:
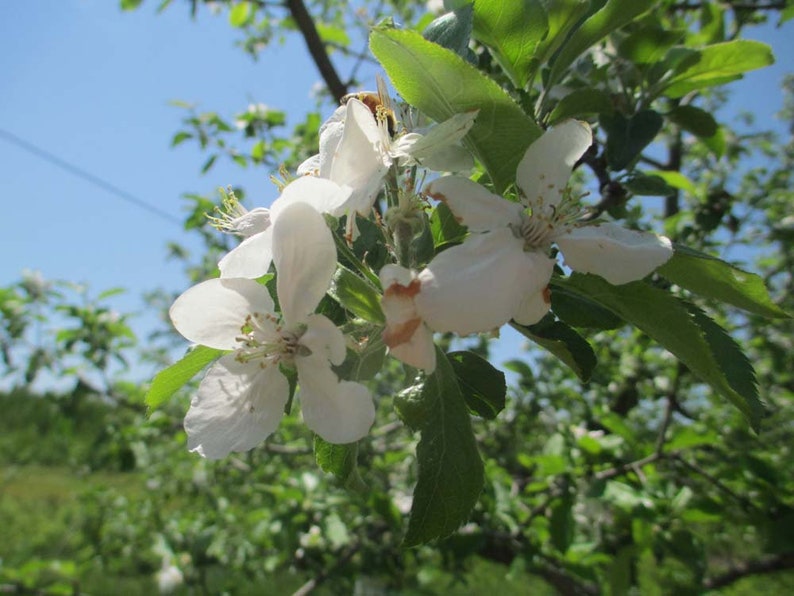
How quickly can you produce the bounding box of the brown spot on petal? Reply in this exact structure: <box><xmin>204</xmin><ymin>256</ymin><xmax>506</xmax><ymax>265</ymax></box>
<box><xmin>542</xmin><ymin>286</ymin><xmax>552</xmax><ymax>305</ymax></box>
<box><xmin>423</xmin><ymin>189</ymin><xmax>463</xmax><ymax>223</ymax></box>
<box><xmin>383</xmin><ymin>318</ymin><xmax>422</xmax><ymax>348</ymax></box>
<box><xmin>384</xmin><ymin>278</ymin><xmax>421</xmax><ymax>299</ymax></box>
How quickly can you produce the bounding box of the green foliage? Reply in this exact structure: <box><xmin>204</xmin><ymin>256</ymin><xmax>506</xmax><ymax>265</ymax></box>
<box><xmin>398</xmin><ymin>349</ymin><xmax>484</xmax><ymax>546</ymax></box>
<box><xmin>370</xmin><ymin>27</ymin><xmax>542</xmax><ymax>192</ymax></box>
<box><xmin>145</xmin><ymin>345</ymin><xmax>223</xmax><ymax>409</ymax></box>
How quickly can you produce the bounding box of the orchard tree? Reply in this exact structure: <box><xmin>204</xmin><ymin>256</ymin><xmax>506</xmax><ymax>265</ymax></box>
<box><xmin>123</xmin><ymin>0</ymin><xmax>794</xmax><ymax>592</ymax></box>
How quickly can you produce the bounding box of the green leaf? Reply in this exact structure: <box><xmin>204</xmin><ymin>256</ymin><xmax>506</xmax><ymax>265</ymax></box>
<box><xmin>662</xmin><ymin>40</ymin><xmax>775</xmax><ymax>98</ymax></box>
<box><xmin>624</xmin><ymin>173</ymin><xmax>676</xmax><ymax>197</ymax></box>
<box><xmin>781</xmin><ymin>5</ymin><xmax>794</xmax><ymax>25</ymax></box>
<box><xmin>668</xmin><ymin>105</ymin><xmax>718</xmax><ymax>138</ymax></box>
<box><xmin>121</xmin><ymin>0</ymin><xmax>144</xmax><ymax>10</ymax></box>
<box><xmin>423</xmin><ymin>4</ymin><xmax>474</xmax><ymax>58</ymax></box>
<box><xmin>548</xmin><ymin>88</ymin><xmax>614</xmax><ymax>124</ymax></box>
<box><xmin>201</xmin><ymin>154</ymin><xmax>218</xmax><ymax>174</ymax></box>
<box><xmin>472</xmin><ymin>0</ymin><xmax>548</xmax><ymax>88</ymax></box>
<box><xmin>313</xmin><ymin>436</ymin><xmax>366</xmax><ymax>492</ymax></box>
<box><xmin>171</xmin><ymin>131</ymin><xmax>192</xmax><ymax>147</ymax></box>
<box><xmin>316</xmin><ymin>23</ymin><xmax>351</xmax><ymax>47</ymax></box>
<box><xmin>532</xmin><ymin>0</ymin><xmax>590</xmax><ymax>77</ymax></box>
<box><xmin>329</xmin><ymin>266</ymin><xmax>384</xmax><ymax>324</ymax></box>
<box><xmin>370</xmin><ymin>27</ymin><xmax>542</xmax><ymax>193</ymax></box>
<box><xmin>401</xmin><ymin>348</ymin><xmax>484</xmax><ymax>546</ymax></box>
<box><xmin>658</xmin><ymin>245</ymin><xmax>790</xmax><ymax>318</ymax></box>
<box><xmin>556</xmin><ymin>273</ymin><xmax>762</xmax><ymax>429</ymax></box>
<box><xmin>550</xmin><ymin>492</ymin><xmax>575</xmax><ymax>553</ymax></box>
<box><xmin>618</xmin><ymin>25</ymin><xmax>685</xmax><ymax>64</ymax></box>
<box><xmin>335</xmin><ymin>338</ymin><xmax>387</xmax><ymax>382</ymax></box>
<box><xmin>600</xmin><ymin>109</ymin><xmax>663</xmax><ymax>171</ymax></box>
<box><xmin>229</xmin><ymin>1</ymin><xmax>253</xmax><ymax>28</ymax></box>
<box><xmin>550</xmin><ymin>283</ymin><xmax>624</xmax><ymax>329</ymax></box>
<box><xmin>429</xmin><ymin>201</ymin><xmax>467</xmax><ymax>249</ymax></box>
<box><xmin>645</xmin><ymin>169</ymin><xmax>697</xmax><ymax>195</ymax></box>
<box><xmin>511</xmin><ymin>315</ymin><xmax>597</xmax><ymax>381</ymax></box>
<box><xmin>145</xmin><ymin>345</ymin><xmax>223</xmax><ymax>410</ymax></box>
<box><xmin>546</xmin><ymin>0</ymin><xmax>655</xmax><ymax>89</ymax></box>
<box><xmin>447</xmin><ymin>350</ymin><xmax>506</xmax><ymax>419</ymax></box>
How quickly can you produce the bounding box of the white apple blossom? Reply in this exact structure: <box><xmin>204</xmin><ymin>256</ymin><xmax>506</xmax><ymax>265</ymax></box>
<box><xmin>216</xmin><ymin>176</ymin><xmax>351</xmax><ymax>279</ymax></box>
<box><xmin>298</xmin><ymin>97</ymin><xmax>477</xmax><ymax>217</ymax></box>
<box><xmin>419</xmin><ymin>119</ymin><xmax>673</xmax><ymax>335</ymax></box>
<box><xmin>169</xmin><ymin>201</ymin><xmax>375</xmax><ymax>458</ymax></box>
<box><xmin>379</xmin><ymin>264</ymin><xmax>436</xmax><ymax>373</ymax></box>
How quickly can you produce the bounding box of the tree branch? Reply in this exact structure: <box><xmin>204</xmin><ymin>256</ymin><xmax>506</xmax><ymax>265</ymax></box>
<box><xmin>703</xmin><ymin>552</ymin><xmax>794</xmax><ymax>591</ymax></box>
<box><xmin>284</xmin><ymin>0</ymin><xmax>348</xmax><ymax>103</ymax></box>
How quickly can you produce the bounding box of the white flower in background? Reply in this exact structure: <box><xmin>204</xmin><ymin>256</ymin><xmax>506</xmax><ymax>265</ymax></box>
<box><xmin>298</xmin><ymin>96</ymin><xmax>477</xmax><ymax>217</ymax></box>
<box><xmin>170</xmin><ymin>202</ymin><xmax>375</xmax><ymax>458</ymax></box>
<box><xmin>421</xmin><ymin>119</ymin><xmax>673</xmax><ymax>334</ymax></box>
<box><xmin>216</xmin><ymin>176</ymin><xmax>351</xmax><ymax>279</ymax></box>
<box><xmin>379</xmin><ymin>265</ymin><xmax>436</xmax><ymax>373</ymax></box>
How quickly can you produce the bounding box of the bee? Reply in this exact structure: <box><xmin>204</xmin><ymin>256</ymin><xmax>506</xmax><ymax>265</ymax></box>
<box><xmin>342</xmin><ymin>75</ymin><xmax>397</xmax><ymax>137</ymax></box>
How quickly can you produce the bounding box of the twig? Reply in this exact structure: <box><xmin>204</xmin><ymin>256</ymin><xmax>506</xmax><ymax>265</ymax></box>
<box><xmin>703</xmin><ymin>552</ymin><xmax>794</xmax><ymax>591</ymax></box>
<box><xmin>292</xmin><ymin>543</ymin><xmax>361</xmax><ymax>596</ymax></box>
<box><xmin>284</xmin><ymin>0</ymin><xmax>348</xmax><ymax>102</ymax></box>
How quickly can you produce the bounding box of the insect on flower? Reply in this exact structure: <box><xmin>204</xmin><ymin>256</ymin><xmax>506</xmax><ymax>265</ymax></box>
<box><xmin>342</xmin><ymin>75</ymin><xmax>397</xmax><ymax>137</ymax></box>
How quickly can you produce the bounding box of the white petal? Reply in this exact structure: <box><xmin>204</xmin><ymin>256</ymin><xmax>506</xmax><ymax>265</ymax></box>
<box><xmin>418</xmin><ymin>144</ymin><xmax>474</xmax><ymax>173</ymax></box>
<box><xmin>297</xmin><ymin>153</ymin><xmax>321</xmax><ymax>176</ymax></box>
<box><xmin>301</xmin><ymin>314</ymin><xmax>347</xmax><ymax>366</ymax></box>
<box><xmin>513</xmin><ymin>286</ymin><xmax>552</xmax><ymax>326</ymax></box>
<box><xmin>270</xmin><ymin>176</ymin><xmax>351</xmax><ymax>219</ymax></box>
<box><xmin>296</xmin><ymin>356</ymin><xmax>375</xmax><ymax>443</ymax></box>
<box><xmin>399</xmin><ymin>110</ymin><xmax>477</xmax><ymax>163</ymax></box>
<box><xmin>416</xmin><ymin>229</ymin><xmax>554</xmax><ymax>335</ymax></box>
<box><xmin>425</xmin><ymin>176</ymin><xmax>522</xmax><ymax>232</ymax></box>
<box><xmin>556</xmin><ymin>223</ymin><xmax>673</xmax><ymax>285</ymax></box>
<box><xmin>516</xmin><ymin>120</ymin><xmax>592</xmax><ymax>212</ymax></box>
<box><xmin>184</xmin><ymin>355</ymin><xmax>288</xmax><ymax>459</ymax></box>
<box><xmin>272</xmin><ymin>201</ymin><xmax>337</xmax><ymax>325</ymax></box>
<box><xmin>329</xmin><ymin>99</ymin><xmax>390</xmax><ymax>214</ymax></box>
<box><xmin>219</xmin><ymin>226</ymin><xmax>274</xmax><ymax>279</ymax></box>
<box><xmin>388</xmin><ymin>322</ymin><xmax>436</xmax><ymax>372</ymax></box>
<box><xmin>169</xmin><ymin>278</ymin><xmax>274</xmax><ymax>350</ymax></box>
<box><xmin>379</xmin><ymin>263</ymin><xmax>415</xmax><ymax>288</ymax></box>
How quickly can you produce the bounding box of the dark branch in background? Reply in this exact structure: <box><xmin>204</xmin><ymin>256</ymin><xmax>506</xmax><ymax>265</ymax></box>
<box><xmin>703</xmin><ymin>552</ymin><xmax>794</xmax><ymax>591</ymax></box>
<box><xmin>671</xmin><ymin>1</ymin><xmax>787</xmax><ymax>9</ymax></box>
<box><xmin>284</xmin><ymin>0</ymin><xmax>349</xmax><ymax>103</ymax></box>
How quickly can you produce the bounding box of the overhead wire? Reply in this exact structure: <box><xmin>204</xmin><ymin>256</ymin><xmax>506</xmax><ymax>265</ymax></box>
<box><xmin>0</xmin><ymin>127</ymin><xmax>183</xmax><ymax>226</ymax></box>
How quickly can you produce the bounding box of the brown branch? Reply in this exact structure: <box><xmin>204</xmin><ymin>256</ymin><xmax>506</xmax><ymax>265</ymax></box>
<box><xmin>284</xmin><ymin>0</ymin><xmax>349</xmax><ymax>103</ymax></box>
<box><xmin>703</xmin><ymin>552</ymin><xmax>794</xmax><ymax>591</ymax></box>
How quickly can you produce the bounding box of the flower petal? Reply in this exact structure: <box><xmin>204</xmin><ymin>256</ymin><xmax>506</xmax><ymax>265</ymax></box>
<box><xmin>270</xmin><ymin>176</ymin><xmax>352</xmax><ymax>219</ymax></box>
<box><xmin>556</xmin><ymin>223</ymin><xmax>673</xmax><ymax>285</ymax></box>
<box><xmin>329</xmin><ymin>99</ymin><xmax>390</xmax><ymax>214</ymax></box>
<box><xmin>184</xmin><ymin>354</ymin><xmax>288</xmax><ymax>459</ymax></box>
<box><xmin>425</xmin><ymin>176</ymin><xmax>522</xmax><ymax>232</ymax></box>
<box><xmin>388</xmin><ymin>322</ymin><xmax>436</xmax><ymax>372</ymax></box>
<box><xmin>301</xmin><ymin>314</ymin><xmax>347</xmax><ymax>366</ymax></box>
<box><xmin>516</xmin><ymin>119</ymin><xmax>592</xmax><ymax>212</ymax></box>
<box><xmin>296</xmin><ymin>355</ymin><xmax>375</xmax><ymax>443</ymax></box>
<box><xmin>219</xmin><ymin>226</ymin><xmax>274</xmax><ymax>279</ymax></box>
<box><xmin>395</xmin><ymin>110</ymin><xmax>477</xmax><ymax>167</ymax></box>
<box><xmin>416</xmin><ymin>229</ymin><xmax>553</xmax><ymax>334</ymax></box>
<box><xmin>272</xmin><ymin>201</ymin><xmax>337</xmax><ymax>325</ymax></box>
<box><xmin>513</xmin><ymin>285</ymin><xmax>552</xmax><ymax>326</ymax></box>
<box><xmin>169</xmin><ymin>278</ymin><xmax>274</xmax><ymax>350</ymax></box>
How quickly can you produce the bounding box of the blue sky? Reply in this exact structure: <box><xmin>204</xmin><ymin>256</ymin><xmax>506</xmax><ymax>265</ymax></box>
<box><xmin>1</xmin><ymin>2</ymin><xmax>792</xmax><ymax>382</ymax></box>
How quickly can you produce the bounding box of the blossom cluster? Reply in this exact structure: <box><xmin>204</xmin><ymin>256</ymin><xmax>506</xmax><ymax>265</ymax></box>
<box><xmin>169</xmin><ymin>88</ymin><xmax>673</xmax><ymax>459</ymax></box>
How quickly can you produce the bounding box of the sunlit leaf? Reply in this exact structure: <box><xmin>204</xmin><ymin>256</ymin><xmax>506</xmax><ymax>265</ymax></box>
<box><xmin>423</xmin><ymin>4</ymin><xmax>474</xmax><ymax>58</ymax></box>
<box><xmin>370</xmin><ymin>27</ymin><xmax>542</xmax><ymax>192</ymax></box>
<box><xmin>145</xmin><ymin>345</ymin><xmax>222</xmax><ymax>410</ymax></box>
<box><xmin>662</xmin><ymin>40</ymin><xmax>774</xmax><ymax>98</ymax></box>
<box><xmin>471</xmin><ymin>0</ymin><xmax>548</xmax><ymax>88</ymax></box>
<box><xmin>329</xmin><ymin>266</ymin><xmax>384</xmax><ymax>324</ymax></box>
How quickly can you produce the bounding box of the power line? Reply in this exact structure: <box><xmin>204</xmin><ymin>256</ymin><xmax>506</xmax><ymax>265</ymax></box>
<box><xmin>0</xmin><ymin>127</ymin><xmax>183</xmax><ymax>226</ymax></box>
